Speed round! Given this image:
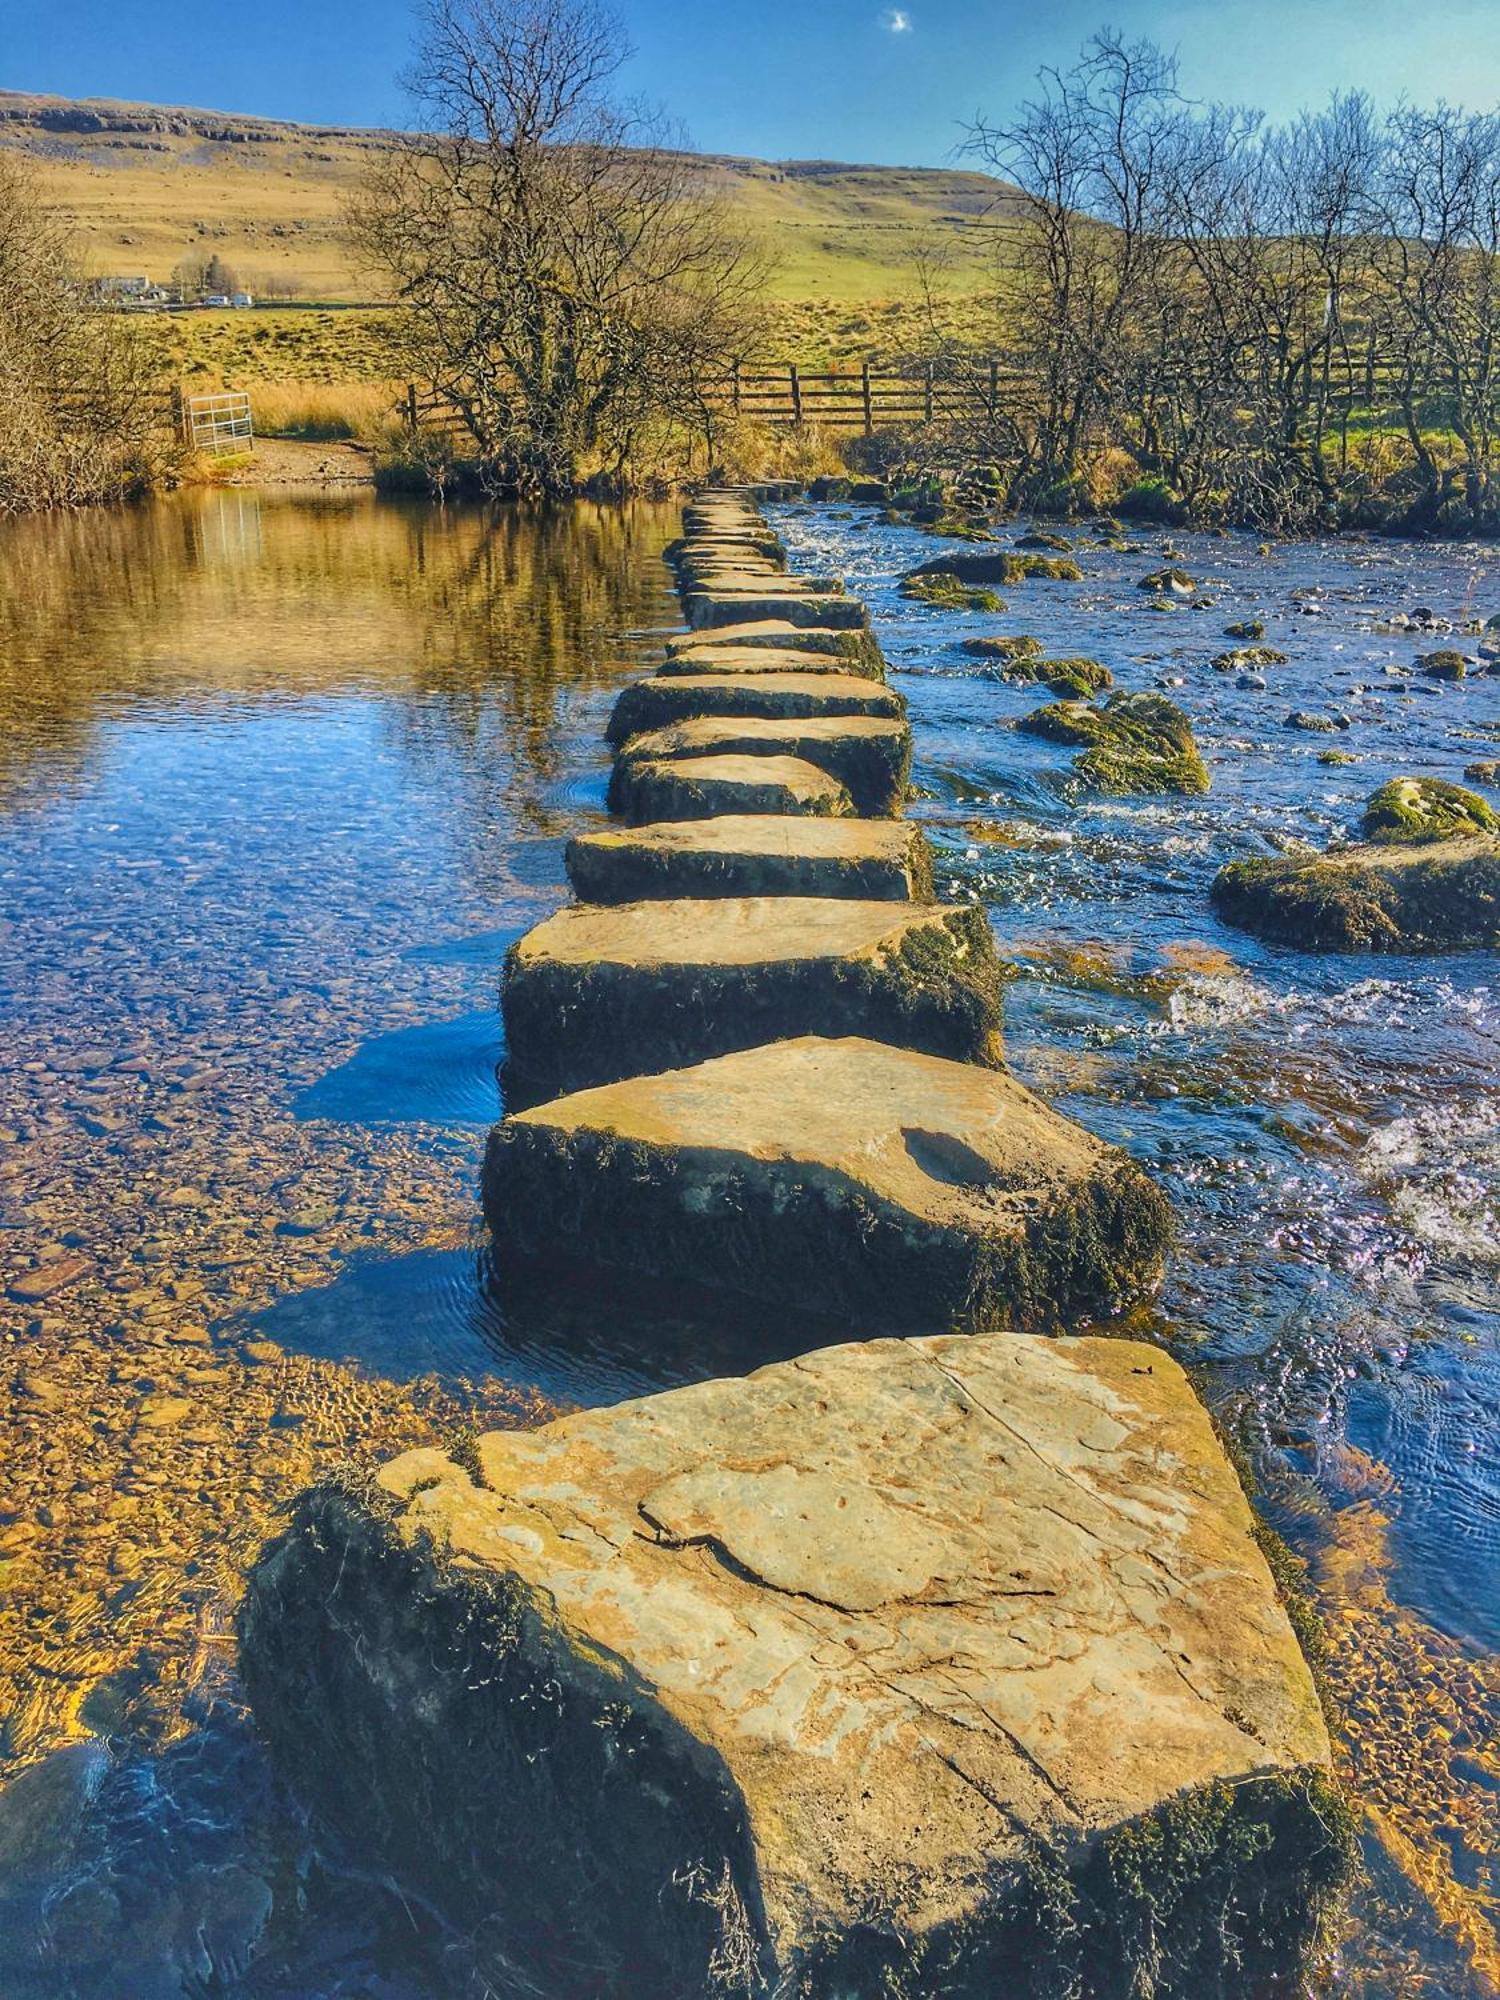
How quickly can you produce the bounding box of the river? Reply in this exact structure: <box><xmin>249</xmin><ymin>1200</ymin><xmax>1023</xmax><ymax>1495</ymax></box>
<box><xmin>0</xmin><ymin>488</ymin><xmax>1493</xmax><ymax>1995</ymax></box>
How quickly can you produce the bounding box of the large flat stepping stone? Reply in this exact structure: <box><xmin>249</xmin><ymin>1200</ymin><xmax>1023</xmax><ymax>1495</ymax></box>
<box><xmin>566</xmin><ymin>815</ymin><xmax>933</xmax><ymax>904</ymax></box>
<box><xmin>606</xmin><ymin>671</ymin><xmax>904</xmax><ymax>743</ymax></box>
<box><xmin>241</xmin><ymin>1334</ymin><xmax>1343</xmax><ymax>2000</ymax></box>
<box><xmin>484</xmin><ymin>1035</ymin><xmax>1172</xmax><ymax>1331</ymax></box>
<box><xmin>665</xmin><ymin>620</ymin><xmax>886</xmax><ymax>675</ymax></box>
<box><xmin>610</xmin><ymin>715</ymin><xmax>911</xmax><ymax>817</ymax></box>
<box><xmin>687</xmin><ymin>589</ymin><xmax>868</xmax><ymax>632</ymax></box>
<box><xmin>655</xmin><ymin>644</ymin><xmax>864</xmax><ymax>680</ymax></box>
<box><xmin>501</xmin><ymin>897</ymin><xmax>1004</xmax><ymax>1106</ymax></box>
<box><xmin>611</xmin><ymin>752</ymin><xmax>853</xmax><ymax>824</ymax></box>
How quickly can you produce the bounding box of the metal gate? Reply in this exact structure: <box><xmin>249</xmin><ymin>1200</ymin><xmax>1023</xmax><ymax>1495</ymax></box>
<box><xmin>183</xmin><ymin>391</ymin><xmax>253</xmax><ymax>454</ymax></box>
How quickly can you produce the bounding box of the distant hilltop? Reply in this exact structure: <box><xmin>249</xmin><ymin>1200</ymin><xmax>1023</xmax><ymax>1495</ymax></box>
<box><xmin>0</xmin><ymin>87</ymin><xmax>1015</xmax><ymax>303</ymax></box>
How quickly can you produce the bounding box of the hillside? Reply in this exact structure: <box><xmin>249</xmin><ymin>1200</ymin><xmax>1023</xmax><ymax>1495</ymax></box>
<box><xmin>0</xmin><ymin>88</ymin><xmax>1016</xmax><ymax>305</ymax></box>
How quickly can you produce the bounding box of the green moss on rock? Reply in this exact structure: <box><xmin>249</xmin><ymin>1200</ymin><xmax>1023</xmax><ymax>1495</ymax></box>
<box><xmin>1018</xmin><ymin>693</ymin><xmax>1211</xmax><ymax>795</ymax></box>
<box><xmin>900</xmin><ymin>570</ymin><xmax>1007</xmax><ymax>612</ymax></box>
<box><xmin>1223</xmin><ymin>620</ymin><xmax>1265</xmax><ymax>640</ymax></box>
<box><xmin>1417</xmin><ymin>648</ymin><xmax>1468</xmax><ymax>681</ymax></box>
<box><xmin>1211</xmin><ymin>837</ymin><xmax>1500</xmax><ymax>951</ymax></box>
<box><xmin>1361</xmin><ymin>776</ymin><xmax>1499</xmax><ymax>844</ymax></box>
<box><xmin>1211</xmin><ymin>647</ymin><xmax>1288</xmax><ymax>672</ymax></box>
<box><xmin>961</xmin><ymin>634</ymin><xmax>1045</xmax><ymax>661</ymax></box>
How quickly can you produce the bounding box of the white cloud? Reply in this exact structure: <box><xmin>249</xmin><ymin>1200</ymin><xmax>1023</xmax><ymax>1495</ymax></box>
<box><xmin>882</xmin><ymin>8</ymin><xmax>912</xmax><ymax>31</ymax></box>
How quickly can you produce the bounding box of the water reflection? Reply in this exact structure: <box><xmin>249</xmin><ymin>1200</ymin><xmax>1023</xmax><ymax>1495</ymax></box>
<box><xmin>0</xmin><ymin>489</ymin><xmax>678</xmax><ymax>1999</ymax></box>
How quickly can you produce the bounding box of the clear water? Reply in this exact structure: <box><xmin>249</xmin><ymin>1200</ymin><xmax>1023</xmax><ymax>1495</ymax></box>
<box><xmin>0</xmin><ymin>489</ymin><xmax>1494</xmax><ymax>1994</ymax></box>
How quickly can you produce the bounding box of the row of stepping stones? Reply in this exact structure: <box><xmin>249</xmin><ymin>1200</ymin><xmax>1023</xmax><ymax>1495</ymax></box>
<box><xmin>239</xmin><ymin>489</ymin><xmax>1354</xmax><ymax>1998</ymax></box>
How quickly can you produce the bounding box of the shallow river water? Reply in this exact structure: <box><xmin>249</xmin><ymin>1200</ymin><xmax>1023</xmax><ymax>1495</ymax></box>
<box><xmin>0</xmin><ymin>489</ymin><xmax>1494</xmax><ymax>1996</ymax></box>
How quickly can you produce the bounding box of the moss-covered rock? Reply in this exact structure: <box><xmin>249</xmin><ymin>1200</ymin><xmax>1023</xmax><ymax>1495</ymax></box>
<box><xmin>1211</xmin><ymin>837</ymin><xmax>1500</xmax><ymax>951</ymax></box>
<box><xmin>1223</xmin><ymin>619</ymin><xmax>1265</xmax><ymax>640</ymax></box>
<box><xmin>1211</xmin><ymin>647</ymin><xmax>1288</xmax><ymax>672</ymax></box>
<box><xmin>900</xmin><ymin>570</ymin><xmax>1007</xmax><ymax>613</ymax></box>
<box><xmin>1138</xmin><ymin>568</ymin><xmax>1196</xmax><ymax>594</ymax></box>
<box><xmin>1465</xmin><ymin>759</ymin><xmax>1500</xmax><ymax>784</ymax></box>
<box><xmin>1361</xmin><ymin>776</ymin><xmax>1499</xmax><ymax>844</ymax></box>
<box><xmin>960</xmin><ymin>634</ymin><xmax>1045</xmax><ymax>661</ymax></box>
<box><xmin>1317</xmin><ymin>750</ymin><xmax>1357</xmax><ymax>767</ymax></box>
<box><xmin>905</xmin><ymin>551</ymin><xmax>1081</xmax><ymax>588</ymax></box>
<box><xmin>1417</xmin><ymin>648</ymin><xmax>1468</xmax><ymax>681</ymax></box>
<box><xmin>1008</xmin><ymin>656</ymin><xmax>1115</xmax><ymax>698</ymax></box>
<box><xmin>500</xmin><ymin>898</ymin><xmax>1007</xmax><ymax>1107</ymax></box>
<box><xmin>1018</xmin><ymin>692</ymin><xmax>1211</xmax><ymax>795</ymax></box>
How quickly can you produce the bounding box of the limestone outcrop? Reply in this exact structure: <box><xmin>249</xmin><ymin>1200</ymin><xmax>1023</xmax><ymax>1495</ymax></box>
<box><xmin>239</xmin><ymin>1333</ymin><xmax>1348</xmax><ymax>2000</ymax></box>
<box><xmin>609</xmin><ymin>751</ymin><xmax>854</xmax><ymax>823</ymax></box>
<box><xmin>606</xmin><ymin>672</ymin><xmax>904</xmax><ymax>743</ymax></box>
<box><xmin>565</xmin><ymin>815</ymin><xmax>934</xmax><ymax>904</ymax></box>
<box><xmin>500</xmin><ymin>898</ymin><xmax>1006</xmax><ymax>1105</ymax></box>
<box><xmin>609</xmin><ymin>715</ymin><xmax>911</xmax><ymax>817</ymax></box>
<box><xmin>484</xmin><ymin>1035</ymin><xmax>1171</xmax><ymax>1331</ymax></box>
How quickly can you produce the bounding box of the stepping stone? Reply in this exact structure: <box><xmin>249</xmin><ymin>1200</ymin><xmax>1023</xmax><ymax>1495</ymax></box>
<box><xmin>655</xmin><ymin>645</ymin><xmax>865</xmax><ymax>680</ymax></box>
<box><xmin>611</xmin><ymin>753</ymin><xmax>853</xmax><ymax>824</ymax></box>
<box><xmin>566</xmin><ymin>815</ymin><xmax>934</xmax><ymax>905</ymax></box>
<box><xmin>483</xmin><ymin>1035</ymin><xmax>1172</xmax><ymax>1332</ymax></box>
<box><xmin>500</xmin><ymin>898</ymin><xmax>1005</xmax><ymax>1107</ymax></box>
<box><xmin>610</xmin><ymin>716</ymin><xmax>911</xmax><ymax>818</ymax></box>
<box><xmin>241</xmin><ymin>1333</ymin><xmax>1343</xmax><ymax>2000</ymax></box>
<box><xmin>687</xmin><ymin>590</ymin><xmax>869</xmax><ymax>632</ymax></box>
<box><xmin>665</xmin><ymin>620</ymin><xmax>886</xmax><ymax>675</ymax></box>
<box><xmin>606</xmin><ymin>672</ymin><xmax>904</xmax><ymax>744</ymax></box>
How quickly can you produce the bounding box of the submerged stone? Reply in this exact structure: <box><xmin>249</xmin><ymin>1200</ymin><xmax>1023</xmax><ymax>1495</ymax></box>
<box><xmin>239</xmin><ymin>1333</ymin><xmax>1348</xmax><ymax>2000</ymax></box>
<box><xmin>610</xmin><ymin>716</ymin><xmax>911</xmax><ymax>818</ymax></box>
<box><xmin>1212</xmin><ymin>836</ymin><xmax>1500</xmax><ymax>952</ymax></box>
<box><xmin>566</xmin><ymin>815</ymin><xmax>933</xmax><ymax>905</ymax></box>
<box><xmin>1017</xmin><ymin>692</ymin><xmax>1210</xmax><ymax>795</ymax></box>
<box><xmin>501</xmin><ymin>898</ymin><xmax>1005</xmax><ymax>1106</ymax></box>
<box><xmin>610</xmin><ymin>753</ymin><xmax>853</xmax><ymax>824</ymax></box>
<box><xmin>484</xmin><ymin>1034</ymin><xmax>1171</xmax><ymax>1332</ymax></box>
<box><xmin>606</xmin><ymin>672</ymin><xmax>904</xmax><ymax>744</ymax></box>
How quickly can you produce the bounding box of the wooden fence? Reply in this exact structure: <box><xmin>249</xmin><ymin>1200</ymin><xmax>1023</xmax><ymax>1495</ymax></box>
<box><xmin>717</xmin><ymin>362</ymin><xmax>1012</xmax><ymax>433</ymax></box>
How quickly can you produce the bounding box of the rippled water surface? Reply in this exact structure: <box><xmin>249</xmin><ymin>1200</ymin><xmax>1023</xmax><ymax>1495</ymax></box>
<box><xmin>0</xmin><ymin>489</ymin><xmax>1496</xmax><ymax>1995</ymax></box>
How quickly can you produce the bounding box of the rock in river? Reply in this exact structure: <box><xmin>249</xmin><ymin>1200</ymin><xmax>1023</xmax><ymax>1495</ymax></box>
<box><xmin>664</xmin><ymin>621</ymin><xmax>886</xmax><ymax>678</ymax></box>
<box><xmin>610</xmin><ymin>716</ymin><xmax>912</xmax><ymax>819</ymax></box>
<box><xmin>605</xmin><ymin>672</ymin><xmax>904</xmax><ymax>744</ymax></box>
<box><xmin>483</xmin><ymin>1035</ymin><xmax>1170</xmax><ymax>1331</ymax></box>
<box><xmin>500</xmin><ymin>897</ymin><xmax>1006</xmax><ymax>1106</ymax></box>
<box><xmin>566</xmin><ymin>815</ymin><xmax>933</xmax><ymax>905</ymax></box>
<box><xmin>1017</xmin><ymin>692</ymin><xmax>1210</xmax><ymax>795</ymax></box>
<box><xmin>239</xmin><ymin>1333</ymin><xmax>1349</xmax><ymax>2000</ymax></box>
<box><xmin>1211</xmin><ymin>835</ymin><xmax>1500</xmax><ymax>951</ymax></box>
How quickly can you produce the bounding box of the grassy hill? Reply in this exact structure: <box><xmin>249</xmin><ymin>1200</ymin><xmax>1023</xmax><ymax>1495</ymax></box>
<box><xmin>0</xmin><ymin>88</ymin><xmax>1014</xmax><ymax>308</ymax></box>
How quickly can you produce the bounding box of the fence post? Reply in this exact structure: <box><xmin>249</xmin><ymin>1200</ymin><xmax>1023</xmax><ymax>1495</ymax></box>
<box><xmin>406</xmin><ymin>383</ymin><xmax>419</xmax><ymax>430</ymax></box>
<box><xmin>862</xmin><ymin>361</ymin><xmax>873</xmax><ymax>437</ymax></box>
<box><xmin>924</xmin><ymin>363</ymin><xmax>934</xmax><ymax>424</ymax></box>
<box><xmin>732</xmin><ymin>362</ymin><xmax>742</xmax><ymax>417</ymax></box>
<box><xmin>790</xmin><ymin>363</ymin><xmax>803</xmax><ymax>426</ymax></box>
<box><xmin>989</xmin><ymin>357</ymin><xmax>999</xmax><ymax>413</ymax></box>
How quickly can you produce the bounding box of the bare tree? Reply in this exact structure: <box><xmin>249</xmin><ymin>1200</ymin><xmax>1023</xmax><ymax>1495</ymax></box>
<box><xmin>0</xmin><ymin>155</ymin><xmax>176</xmax><ymax>512</ymax></box>
<box><xmin>351</xmin><ymin>0</ymin><xmax>766</xmax><ymax>496</ymax></box>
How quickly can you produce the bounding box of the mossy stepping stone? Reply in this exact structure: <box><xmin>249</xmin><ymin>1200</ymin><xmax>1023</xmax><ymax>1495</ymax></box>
<box><xmin>610</xmin><ymin>753</ymin><xmax>853</xmax><ymax>824</ymax></box>
<box><xmin>483</xmin><ymin>1034</ymin><xmax>1171</xmax><ymax>1332</ymax></box>
<box><xmin>607</xmin><ymin>673</ymin><xmax>904</xmax><ymax>744</ymax></box>
<box><xmin>665</xmin><ymin>621</ymin><xmax>886</xmax><ymax>676</ymax></box>
<box><xmin>241</xmin><ymin>1333</ymin><xmax>1345</xmax><ymax>2000</ymax></box>
<box><xmin>656</xmin><ymin>644</ymin><xmax>873</xmax><ymax>681</ymax></box>
<box><xmin>611</xmin><ymin>715</ymin><xmax>911</xmax><ymax>818</ymax></box>
<box><xmin>686</xmin><ymin>590</ymin><xmax>869</xmax><ymax>633</ymax></box>
<box><xmin>501</xmin><ymin>898</ymin><xmax>1004</xmax><ymax>1106</ymax></box>
<box><xmin>567</xmin><ymin>815</ymin><xmax>932</xmax><ymax>906</ymax></box>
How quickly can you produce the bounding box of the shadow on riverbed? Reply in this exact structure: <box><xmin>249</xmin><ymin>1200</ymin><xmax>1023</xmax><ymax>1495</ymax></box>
<box><xmin>243</xmin><ymin>1244</ymin><xmax>847</xmax><ymax>1406</ymax></box>
<box><xmin>292</xmin><ymin>1008</ymin><xmax>502</xmax><ymax>1127</ymax></box>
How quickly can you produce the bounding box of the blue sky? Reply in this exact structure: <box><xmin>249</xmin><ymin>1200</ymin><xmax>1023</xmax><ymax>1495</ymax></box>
<box><xmin>7</xmin><ymin>0</ymin><xmax>1500</xmax><ymax>165</ymax></box>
